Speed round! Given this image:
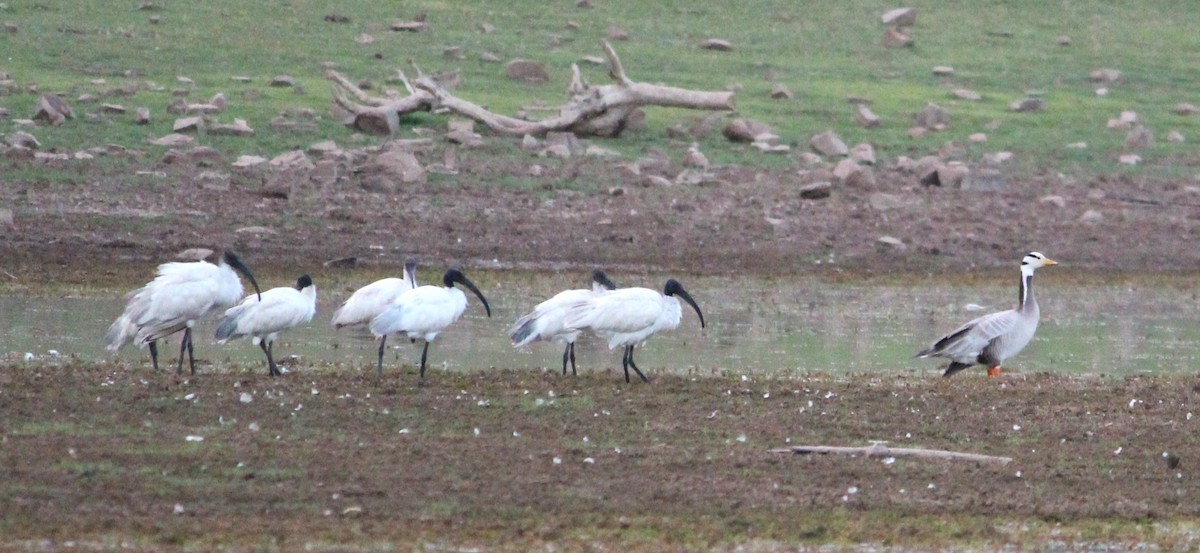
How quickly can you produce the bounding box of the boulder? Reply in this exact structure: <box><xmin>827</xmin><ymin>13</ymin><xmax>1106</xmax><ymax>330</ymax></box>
<box><xmin>1166</xmin><ymin>130</ymin><xmax>1185</xmax><ymax>143</ymax></box>
<box><xmin>606</xmin><ymin>25</ymin><xmax>629</xmax><ymax>41</ymax></box>
<box><xmin>358</xmin><ymin>149</ymin><xmax>426</xmax><ymax>191</ymax></box>
<box><xmin>33</xmin><ymin>94</ymin><xmax>73</xmax><ymax>126</ymax></box>
<box><xmin>722</xmin><ymin>118</ymin><xmax>773</xmax><ymax>142</ymax></box>
<box><xmin>952</xmin><ymin>88</ymin><xmax>981</xmax><ymax>101</ymax></box>
<box><xmin>1124</xmin><ymin>126</ymin><xmax>1154</xmax><ymax>150</ymax></box>
<box><xmin>915</xmin><ymin>103</ymin><xmax>949</xmax><ymax>129</ymax></box>
<box><xmin>505</xmin><ymin>59</ymin><xmax>549</xmax><ymax>82</ymax></box>
<box><xmin>797</xmin><ymin>181</ymin><xmax>832</xmax><ymax>200</ymax></box>
<box><xmin>883</xmin><ymin>27</ymin><xmax>913</xmax><ymax>48</ymax></box>
<box><xmin>270</xmin><ymin>75</ymin><xmax>295</xmax><ymax>87</ymax></box>
<box><xmin>849</xmin><ymin>143</ymin><xmax>876</xmax><ymax>164</ymax></box>
<box><xmin>932</xmin><ymin>66</ymin><xmax>954</xmax><ymax>76</ymax></box>
<box><xmin>856</xmin><ymin>105</ymin><xmax>881</xmax><ymax>128</ymax></box>
<box><xmin>700</xmin><ymin>38</ymin><xmax>733</xmax><ymax>51</ymax></box>
<box><xmin>1174</xmin><ymin>103</ymin><xmax>1198</xmax><ymax>116</ymax></box>
<box><xmin>1010</xmin><ymin>97</ymin><xmax>1045</xmax><ymax>112</ymax></box>
<box><xmin>150</xmin><ymin>133</ymin><xmax>194</xmax><ymax>147</ymax></box>
<box><xmin>1089</xmin><ymin>68</ymin><xmax>1121</xmax><ymax>82</ymax></box>
<box><xmin>810</xmin><ymin>130</ymin><xmax>848</xmax><ymax>156</ymax></box>
<box><xmin>881</xmin><ymin>7</ymin><xmax>917</xmax><ymax>26</ymax></box>
<box><xmin>936</xmin><ymin>163</ymin><xmax>970</xmax><ymax>188</ymax></box>
<box><xmin>210</xmin><ymin>119</ymin><xmax>254</xmax><ymax>137</ymax></box>
<box><xmin>769</xmin><ymin>84</ymin><xmax>793</xmax><ymax>100</ymax></box>
<box><xmin>172</xmin><ymin>116</ymin><xmax>203</xmax><ymax>133</ymax></box>
<box><xmin>6</xmin><ymin>130</ymin><xmax>39</xmax><ymax>149</ymax></box>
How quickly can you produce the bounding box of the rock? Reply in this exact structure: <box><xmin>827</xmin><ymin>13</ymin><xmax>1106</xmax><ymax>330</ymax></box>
<box><xmin>355</xmin><ymin>33</ymin><xmax>375</xmax><ymax>45</ymax></box>
<box><xmin>915</xmin><ymin>103</ymin><xmax>949</xmax><ymax>129</ymax></box>
<box><xmin>135</xmin><ymin>107</ymin><xmax>151</xmax><ymax>125</ymax></box>
<box><xmin>232</xmin><ymin>155</ymin><xmax>268</xmax><ymax>168</ymax></box>
<box><xmin>769</xmin><ymin>84</ymin><xmax>793</xmax><ymax>100</ymax></box>
<box><xmin>1010</xmin><ymin>97</ymin><xmax>1045</xmax><ymax>112</ymax></box>
<box><xmin>936</xmin><ymin>163</ymin><xmax>970</xmax><ymax>188</ymax></box>
<box><xmin>856</xmin><ymin>105</ymin><xmax>881</xmax><ymax>128</ymax></box>
<box><xmin>210</xmin><ymin>92</ymin><xmax>227</xmax><ymax>112</ymax></box>
<box><xmin>849</xmin><ymin>143</ymin><xmax>876</xmax><ymax>165</ymax></box>
<box><xmin>606</xmin><ymin>25</ymin><xmax>629</xmax><ymax>41</ymax></box>
<box><xmin>983</xmin><ymin>151</ymin><xmax>1014</xmax><ymax>165</ymax></box>
<box><xmin>1056</xmin><ymin>35</ymin><xmax>1071</xmax><ymax>46</ymax></box>
<box><xmin>1118</xmin><ymin>154</ymin><xmax>1141</xmax><ymax>166</ymax></box>
<box><xmin>175</xmin><ymin>248</ymin><xmax>213</xmax><ymax>261</ymax></box>
<box><xmin>810</xmin><ymin>130</ymin><xmax>848</xmax><ymax>157</ymax></box>
<box><xmin>1120</xmin><ymin>111</ymin><xmax>1139</xmax><ymax>124</ymax></box>
<box><xmin>932</xmin><ymin>66</ymin><xmax>954</xmax><ymax>76</ymax></box>
<box><xmin>907</xmin><ymin>126</ymin><xmax>930</xmax><ymax>139</ymax></box>
<box><xmin>868</xmin><ymin>192</ymin><xmax>914</xmax><ymax>211</ymax></box>
<box><xmin>33</xmin><ymin>94</ymin><xmax>74</xmax><ymax>126</ymax></box>
<box><xmin>876</xmin><ymin>235</ymin><xmax>907</xmax><ymax>252</ymax></box>
<box><xmin>546</xmin><ymin>132</ymin><xmax>580</xmax><ymax>155</ymax></box>
<box><xmin>1066</xmin><ymin>142</ymin><xmax>1087</xmax><ymax>149</ymax></box>
<box><xmin>881</xmin><ymin>7</ymin><xmax>917</xmax><ymax>26</ymax></box>
<box><xmin>270</xmin><ymin>75</ymin><xmax>295</xmax><ymax>87</ymax></box>
<box><xmin>1079</xmin><ymin>210</ymin><xmax>1103</xmax><ymax>224</ymax></box>
<box><xmin>1090</xmin><ymin>68</ymin><xmax>1121</xmax><ymax>82</ymax></box>
<box><xmin>1174</xmin><ymin>103</ymin><xmax>1198</xmax><ymax>116</ymax></box>
<box><xmin>1107</xmin><ymin>118</ymin><xmax>1131</xmax><ymax>130</ymax></box>
<box><xmin>391</xmin><ymin>20</ymin><xmax>427</xmax><ymax>32</ymax></box>
<box><xmin>505</xmin><ymin>59</ymin><xmax>549</xmax><ymax>82</ymax></box>
<box><xmin>795</xmin><ymin>152</ymin><xmax>823</xmax><ymax>167</ymax></box>
<box><xmin>100</xmin><ymin>103</ymin><xmax>126</xmax><ymax>114</ymax></box>
<box><xmin>683</xmin><ymin>143</ymin><xmax>708</xmax><ymax>170</ymax></box>
<box><xmin>193</xmin><ymin>170</ymin><xmax>231</xmax><ymax>191</ymax></box>
<box><xmin>969</xmin><ymin>133</ymin><xmax>987</xmax><ymax>143</ymax></box>
<box><xmin>832</xmin><ymin>158</ymin><xmax>860</xmax><ymax>181</ymax></box>
<box><xmin>172</xmin><ymin>117</ymin><xmax>203</xmax><ymax>133</ymax></box>
<box><xmin>360</xmin><ymin>149</ymin><xmax>426</xmax><ymax>189</ymax></box>
<box><xmin>6</xmin><ymin>130</ymin><xmax>39</xmax><ymax>149</ymax></box>
<box><xmin>1124</xmin><ymin>126</ymin><xmax>1154</xmax><ymax>150</ymax></box>
<box><xmin>585</xmin><ymin>145</ymin><xmax>620</xmax><ymax>158</ymax></box>
<box><xmin>1095</xmin><ymin>87</ymin><xmax>1109</xmax><ymax>97</ymax></box>
<box><xmin>235</xmin><ymin>226</ymin><xmax>276</xmax><ymax>235</ymax></box>
<box><xmin>700</xmin><ymin>38</ymin><xmax>733</xmax><ymax>51</ymax></box>
<box><xmin>210</xmin><ymin>119</ymin><xmax>254</xmax><ymax>137</ymax></box>
<box><xmin>883</xmin><ymin>27</ymin><xmax>913</xmax><ymax>48</ymax></box>
<box><xmin>952</xmin><ymin>88</ymin><xmax>982</xmax><ymax>101</ymax></box>
<box><xmin>1166</xmin><ymin>130</ymin><xmax>1185</xmax><ymax>143</ymax></box>
<box><xmin>443</xmin><ymin>46</ymin><xmax>464</xmax><ymax>60</ymax></box>
<box><xmin>151</xmin><ymin>133</ymin><xmax>194</xmax><ymax>147</ymax></box>
<box><xmin>1039</xmin><ymin>195</ymin><xmax>1066</xmax><ymax>208</ymax></box>
<box><xmin>797</xmin><ymin>182</ymin><xmax>831</xmax><ymax>200</ymax></box>
<box><xmin>722</xmin><ymin>118</ymin><xmax>773</xmax><ymax>142</ymax></box>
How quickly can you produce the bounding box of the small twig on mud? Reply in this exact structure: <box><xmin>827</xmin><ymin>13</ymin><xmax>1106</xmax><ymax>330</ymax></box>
<box><xmin>770</xmin><ymin>443</ymin><xmax>1012</xmax><ymax>464</ymax></box>
<box><xmin>0</xmin><ymin>268</ymin><xmax>16</xmax><ymax>281</ymax></box>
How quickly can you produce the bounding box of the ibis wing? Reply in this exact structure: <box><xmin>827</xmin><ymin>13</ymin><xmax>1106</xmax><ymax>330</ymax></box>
<box><xmin>332</xmin><ymin>278</ymin><xmax>410</xmax><ymax>328</ymax></box>
<box><xmin>563</xmin><ymin>288</ymin><xmax>662</xmax><ymax>334</ymax></box>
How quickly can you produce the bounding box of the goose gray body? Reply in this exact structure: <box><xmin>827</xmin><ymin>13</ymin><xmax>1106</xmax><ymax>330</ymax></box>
<box><xmin>916</xmin><ymin>252</ymin><xmax>1057</xmax><ymax>377</ymax></box>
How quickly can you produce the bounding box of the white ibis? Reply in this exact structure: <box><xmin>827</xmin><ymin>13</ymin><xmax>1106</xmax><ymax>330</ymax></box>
<box><xmin>104</xmin><ymin>251</ymin><xmax>261</xmax><ymax>373</ymax></box>
<box><xmin>562</xmin><ymin>278</ymin><xmax>705</xmax><ymax>383</ymax></box>
<box><xmin>215</xmin><ymin>275</ymin><xmax>317</xmax><ymax>376</ymax></box>
<box><xmin>510</xmin><ymin>269</ymin><xmax>617</xmax><ymax>376</ymax></box>
<box><xmin>368</xmin><ymin>267</ymin><xmax>491</xmax><ymax>379</ymax></box>
<box><xmin>331</xmin><ymin>258</ymin><xmax>419</xmax><ymax>373</ymax></box>
<box><xmin>917</xmin><ymin>252</ymin><xmax>1058</xmax><ymax>377</ymax></box>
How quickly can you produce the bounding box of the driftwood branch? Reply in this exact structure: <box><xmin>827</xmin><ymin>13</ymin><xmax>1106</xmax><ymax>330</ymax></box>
<box><xmin>329</xmin><ymin>40</ymin><xmax>735</xmax><ymax>138</ymax></box>
<box><xmin>770</xmin><ymin>443</ymin><xmax>1013</xmax><ymax>464</ymax></box>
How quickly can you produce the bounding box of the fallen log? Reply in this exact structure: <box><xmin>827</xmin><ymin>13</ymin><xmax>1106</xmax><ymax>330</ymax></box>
<box><xmin>330</xmin><ymin>40</ymin><xmax>735</xmax><ymax>138</ymax></box>
<box><xmin>770</xmin><ymin>443</ymin><xmax>1013</xmax><ymax>464</ymax></box>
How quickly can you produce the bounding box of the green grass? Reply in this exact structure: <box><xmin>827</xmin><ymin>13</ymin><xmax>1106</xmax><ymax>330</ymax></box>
<box><xmin>2</xmin><ymin>1</ymin><xmax>1199</xmax><ymax>177</ymax></box>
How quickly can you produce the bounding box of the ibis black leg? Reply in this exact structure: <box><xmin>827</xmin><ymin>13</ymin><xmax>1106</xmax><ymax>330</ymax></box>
<box><xmin>418</xmin><ymin>341</ymin><xmax>430</xmax><ymax>380</ymax></box>
<box><xmin>261</xmin><ymin>341</ymin><xmax>279</xmax><ymax>376</ymax></box>
<box><xmin>569</xmin><ymin>342</ymin><xmax>577</xmax><ymax>376</ymax></box>
<box><xmin>148</xmin><ymin>340</ymin><xmax>159</xmax><ymax>371</ymax></box>
<box><xmin>376</xmin><ymin>335</ymin><xmax>388</xmax><ymax>376</ymax></box>
<box><xmin>561</xmin><ymin>344</ymin><xmax>570</xmax><ymax>375</ymax></box>
<box><xmin>186</xmin><ymin>329</ymin><xmax>196</xmax><ymax>374</ymax></box>
<box><xmin>176</xmin><ymin>329</ymin><xmax>190</xmax><ymax>375</ymax></box>
<box><xmin>626</xmin><ymin>345</ymin><xmax>648</xmax><ymax>383</ymax></box>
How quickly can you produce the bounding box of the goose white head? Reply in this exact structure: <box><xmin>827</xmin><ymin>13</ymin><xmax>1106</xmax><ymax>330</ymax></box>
<box><xmin>1021</xmin><ymin>252</ymin><xmax>1058</xmax><ymax>275</ymax></box>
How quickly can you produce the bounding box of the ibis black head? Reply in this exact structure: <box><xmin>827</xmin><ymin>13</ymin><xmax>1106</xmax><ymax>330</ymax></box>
<box><xmin>664</xmin><ymin>278</ymin><xmax>705</xmax><ymax>329</ymax></box>
<box><xmin>443</xmin><ymin>268</ymin><xmax>491</xmax><ymax>318</ymax></box>
<box><xmin>591</xmin><ymin>268</ymin><xmax>617</xmax><ymax>291</ymax></box>
<box><xmin>295</xmin><ymin>274</ymin><xmax>313</xmax><ymax>290</ymax></box>
<box><xmin>222</xmin><ymin>251</ymin><xmax>262</xmax><ymax>301</ymax></box>
<box><xmin>403</xmin><ymin>257</ymin><xmax>419</xmax><ymax>288</ymax></box>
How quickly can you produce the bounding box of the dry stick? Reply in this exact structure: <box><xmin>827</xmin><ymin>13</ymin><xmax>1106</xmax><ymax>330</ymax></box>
<box><xmin>0</xmin><ymin>268</ymin><xmax>15</xmax><ymax>281</ymax></box>
<box><xmin>770</xmin><ymin>444</ymin><xmax>1013</xmax><ymax>464</ymax></box>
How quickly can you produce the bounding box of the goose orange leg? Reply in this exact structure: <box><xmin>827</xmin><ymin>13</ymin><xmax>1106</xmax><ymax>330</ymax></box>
<box><xmin>986</xmin><ymin>366</ymin><xmax>1002</xmax><ymax>377</ymax></box>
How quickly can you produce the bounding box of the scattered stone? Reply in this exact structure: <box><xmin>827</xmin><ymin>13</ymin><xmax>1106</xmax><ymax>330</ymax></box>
<box><xmin>33</xmin><ymin>94</ymin><xmax>74</xmax><ymax>126</ymax></box>
<box><xmin>579</xmin><ymin>55</ymin><xmax>605</xmax><ymax>65</ymax></box>
<box><xmin>576</xmin><ymin>0</ymin><xmax>592</xmax><ymax>8</ymax></box>
<box><xmin>700</xmin><ymin>38</ymin><xmax>733</xmax><ymax>51</ymax></box>
<box><xmin>1039</xmin><ymin>195</ymin><xmax>1066</xmax><ymax>208</ymax></box>
<box><xmin>1118</xmin><ymin>154</ymin><xmax>1141</xmax><ymax>165</ymax></box>
<box><xmin>3</xmin><ymin>21</ymin><xmax>16</xmax><ymax>33</ymax></box>
<box><xmin>505</xmin><ymin>59</ymin><xmax>549</xmax><ymax>82</ymax></box>
<box><xmin>391</xmin><ymin>20</ymin><xmax>427</xmax><ymax>32</ymax></box>
<box><xmin>0</xmin><ymin>107</ymin><xmax>10</xmax><ymax>118</ymax></box>
<box><xmin>359</xmin><ymin>149</ymin><xmax>426</xmax><ymax>191</ymax></box>
<box><xmin>877</xmin><ymin>235</ymin><xmax>907</xmax><ymax>252</ymax></box>
<box><xmin>1166</xmin><ymin>130</ymin><xmax>1184</xmax><ymax>143</ymax></box>
<box><xmin>882</xmin><ymin>7</ymin><xmax>917</xmax><ymax>26</ymax></box>
<box><xmin>1066</xmin><ymin>141</ymin><xmax>1088</xmax><ymax>149</ymax></box>
<box><xmin>100</xmin><ymin>103</ymin><xmax>126</xmax><ymax>114</ymax></box>
<box><xmin>869</xmin><ymin>192</ymin><xmax>914</xmax><ymax>210</ymax></box>
<box><xmin>478</xmin><ymin>22</ymin><xmax>495</xmax><ymax>34</ymax></box>
<box><xmin>769</xmin><ymin>84</ymin><xmax>793</xmax><ymax>100</ymax></box>
<box><xmin>952</xmin><ymin>88</ymin><xmax>982</xmax><ymax>101</ymax></box>
<box><xmin>849</xmin><ymin>143</ymin><xmax>876</xmax><ymax>165</ymax></box>
<box><xmin>1095</xmin><ymin>87</ymin><xmax>1109</xmax><ymax>97</ymax></box>
<box><xmin>236</xmin><ymin>226</ymin><xmax>276</xmax><ymax>235</ymax></box>
<box><xmin>1011</xmin><ymin>97</ymin><xmax>1045</xmax><ymax>112</ymax></box>
<box><xmin>883</xmin><ymin>27</ymin><xmax>913</xmax><ymax>48</ymax></box>
<box><xmin>606</xmin><ymin>25</ymin><xmax>629</xmax><ymax>41</ymax></box>
<box><xmin>1056</xmin><ymin>35</ymin><xmax>1071</xmax><ymax>46</ymax></box>
<box><xmin>984</xmin><ymin>151</ymin><xmax>1014</xmax><ymax>165</ymax></box>
<box><xmin>936</xmin><ymin>163</ymin><xmax>970</xmax><ymax>187</ymax></box>
<box><xmin>683</xmin><ymin>143</ymin><xmax>708</xmax><ymax>170</ymax></box>
<box><xmin>210</xmin><ymin>92</ymin><xmax>227</xmax><ymax>112</ymax></box>
<box><xmin>479</xmin><ymin>51</ymin><xmax>501</xmax><ymax>63</ymax></box>
<box><xmin>233</xmin><ymin>155</ymin><xmax>268</xmax><ymax>167</ymax></box>
<box><xmin>810</xmin><ymin>130</ymin><xmax>848</xmax><ymax>157</ymax></box>
<box><xmin>76</xmin><ymin>94</ymin><xmax>98</xmax><ymax>103</ymax></box>
<box><xmin>355</xmin><ymin>33</ymin><xmax>375</xmax><ymax>45</ymax></box>
<box><xmin>324</xmin><ymin>13</ymin><xmax>350</xmax><ymax>23</ymax></box>
<box><xmin>907</xmin><ymin>126</ymin><xmax>930</xmax><ymax>139</ymax></box>
<box><xmin>443</xmin><ymin>46</ymin><xmax>465</xmax><ymax>60</ymax></box>
<box><xmin>270</xmin><ymin>75</ymin><xmax>296</xmax><ymax>87</ymax></box>
<box><xmin>856</xmin><ymin>105</ymin><xmax>881</xmax><ymax>128</ymax></box>
<box><xmin>915</xmin><ymin>103</ymin><xmax>949</xmax><ymax>129</ymax></box>
<box><xmin>6</xmin><ymin>130</ymin><xmax>39</xmax><ymax>149</ymax></box>
<box><xmin>1124</xmin><ymin>126</ymin><xmax>1154</xmax><ymax>150</ymax></box>
<box><xmin>187</xmin><ymin>103</ymin><xmax>222</xmax><ymax>115</ymax></box>
<box><xmin>834</xmin><ymin>159</ymin><xmax>875</xmax><ymax>186</ymax></box>
<box><xmin>585</xmin><ymin>145</ymin><xmax>620</xmax><ymax>158</ymax></box>
<box><xmin>796</xmin><ymin>152</ymin><xmax>823</xmax><ymax>167</ymax></box>
<box><xmin>210</xmin><ymin>118</ymin><xmax>254</xmax><ymax>137</ymax></box>
<box><xmin>324</xmin><ymin>256</ymin><xmax>358</xmax><ymax>268</ymax></box>
<box><xmin>797</xmin><ymin>182</ymin><xmax>832</xmax><ymax>200</ymax></box>
<box><xmin>1107</xmin><ymin>118</ymin><xmax>1131</xmax><ymax>130</ymax></box>
<box><xmin>722</xmin><ymin>118</ymin><xmax>773</xmax><ymax>143</ymax></box>
<box><xmin>1090</xmin><ymin>68</ymin><xmax>1121</xmax><ymax>83</ymax></box>
<box><xmin>151</xmin><ymin>133</ymin><xmax>194</xmax><ymax>147</ymax></box>
<box><xmin>1079</xmin><ymin>209</ymin><xmax>1104</xmax><ymax>224</ymax></box>
<box><xmin>969</xmin><ymin>133</ymin><xmax>987</xmax><ymax>143</ymax></box>
<box><xmin>135</xmin><ymin>107</ymin><xmax>151</xmax><ymax>125</ymax></box>
<box><xmin>172</xmin><ymin>117</ymin><xmax>203</xmax><ymax>133</ymax></box>
<box><xmin>932</xmin><ymin>66</ymin><xmax>954</xmax><ymax>76</ymax></box>
<box><xmin>1175</xmin><ymin>103</ymin><xmax>1198</xmax><ymax>116</ymax></box>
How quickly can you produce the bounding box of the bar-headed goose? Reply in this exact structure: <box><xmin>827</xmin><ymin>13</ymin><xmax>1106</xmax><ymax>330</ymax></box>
<box><xmin>916</xmin><ymin>252</ymin><xmax>1058</xmax><ymax>377</ymax></box>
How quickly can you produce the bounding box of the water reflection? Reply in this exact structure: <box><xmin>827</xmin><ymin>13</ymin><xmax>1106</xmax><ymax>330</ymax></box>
<box><xmin>1</xmin><ymin>274</ymin><xmax>1197</xmax><ymax>376</ymax></box>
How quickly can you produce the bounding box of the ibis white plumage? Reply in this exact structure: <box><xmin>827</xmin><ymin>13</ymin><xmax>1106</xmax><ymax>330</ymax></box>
<box><xmin>331</xmin><ymin>258</ymin><xmax>419</xmax><ymax>374</ymax></box>
<box><xmin>368</xmin><ymin>267</ymin><xmax>491</xmax><ymax>379</ymax></box>
<box><xmin>561</xmin><ymin>278</ymin><xmax>705</xmax><ymax>383</ymax></box>
<box><xmin>916</xmin><ymin>252</ymin><xmax>1058</xmax><ymax>377</ymax></box>
<box><xmin>215</xmin><ymin>275</ymin><xmax>317</xmax><ymax>376</ymax></box>
<box><xmin>510</xmin><ymin>269</ymin><xmax>617</xmax><ymax>376</ymax></box>
<box><xmin>104</xmin><ymin>251</ymin><xmax>261</xmax><ymax>373</ymax></box>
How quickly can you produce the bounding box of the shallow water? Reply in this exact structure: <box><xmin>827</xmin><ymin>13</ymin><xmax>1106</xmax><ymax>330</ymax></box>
<box><xmin>1</xmin><ymin>274</ymin><xmax>1197</xmax><ymax>377</ymax></box>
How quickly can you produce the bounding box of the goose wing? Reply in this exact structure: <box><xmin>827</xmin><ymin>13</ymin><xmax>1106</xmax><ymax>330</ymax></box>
<box><xmin>918</xmin><ymin>309</ymin><xmax>1020</xmax><ymax>361</ymax></box>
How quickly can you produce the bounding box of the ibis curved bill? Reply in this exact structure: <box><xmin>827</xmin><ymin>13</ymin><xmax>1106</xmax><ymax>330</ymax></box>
<box><xmin>916</xmin><ymin>252</ymin><xmax>1058</xmax><ymax>377</ymax></box>
<box><xmin>104</xmin><ymin>251</ymin><xmax>261</xmax><ymax>374</ymax></box>
<box><xmin>368</xmin><ymin>267</ymin><xmax>491</xmax><ymax>379</ymax></box>
<box><xmin>216</xmin><ymin>275</ymin><xmax>317</xmax><ymax>376</ymax></box>
<box><xmin>510</xmin><ymin>269</ymin><xmax>618</xmax><ymax>376</ymax></box>
<box><xmin>562</xmin><ymin>278</ymin><xmax>705</xmax><ymax>383</ymax></box>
